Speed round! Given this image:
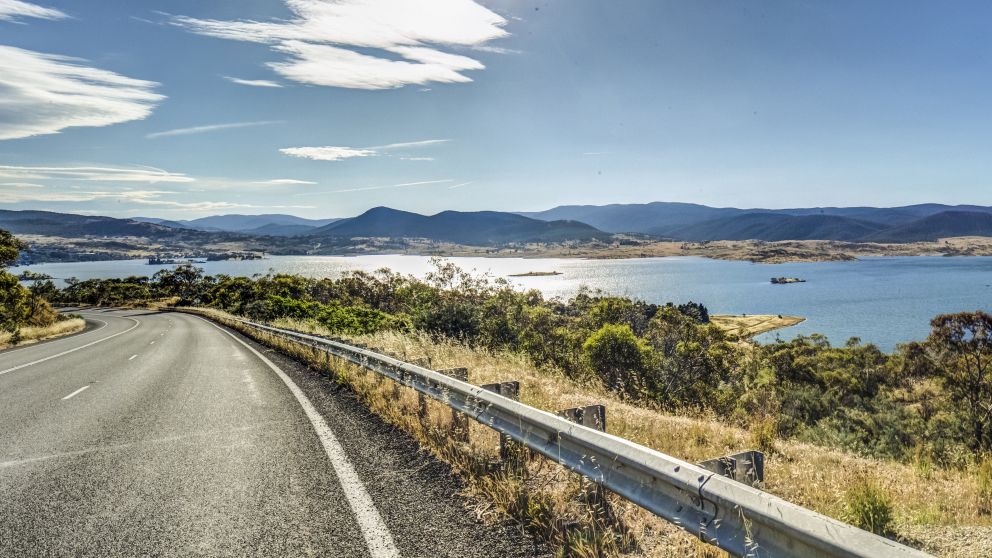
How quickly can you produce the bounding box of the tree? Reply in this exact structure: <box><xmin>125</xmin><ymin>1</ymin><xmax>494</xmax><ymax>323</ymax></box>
<box><xmin>923</xmin><ymin>311</ymin><xmax>992</xmax><ymax>452</ymax></box>
<box><xmin>583</xmin><ymin>324</ymin><xmax>651</xmax><ymax>396</ymax></box>
<box><xmin>0</xmin><ymin>229</ymin><xmax>25</xmax><ymax>268</ymax></box>
<box><xmin>0</xmin><ymin>229</ymin><xmax>33</xmax><ymax>332</ymax></box>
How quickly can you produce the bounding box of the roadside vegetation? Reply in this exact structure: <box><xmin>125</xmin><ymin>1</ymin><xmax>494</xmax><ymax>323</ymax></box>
<box><xmin>33</xmin><ymin>243</ymin><xmax>992</xmax><ymax>555</ymax></box>
<box><xmin>0</xmin><ymin>230</ymin><xmax>82</xmax><ymax>349</ymax></box>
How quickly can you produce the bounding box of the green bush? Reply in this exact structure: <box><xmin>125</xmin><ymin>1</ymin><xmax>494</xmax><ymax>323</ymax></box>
<box><xmin>842</xmin><ymin>477</ymin><xmax>894</xmax><ymax>535</ymax></box>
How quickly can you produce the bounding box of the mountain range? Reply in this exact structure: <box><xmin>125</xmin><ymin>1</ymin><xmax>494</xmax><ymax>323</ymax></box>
<box><xmin>3</xmin><ymin>202</ymin><xmax>992</xmax><ymax>246</ymax></box>
<box><xmin>134</xmin><ymin>214</ymin><xmax>340</xmax><ymax>236</ymax></box>
<box><xmin>521</xmin><ymin>202</ymin><xmax>992</xmax><ymax>241</ymax></box>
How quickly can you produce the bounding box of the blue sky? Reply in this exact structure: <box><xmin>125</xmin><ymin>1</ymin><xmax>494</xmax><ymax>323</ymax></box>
<box><xmin>0</xmin><ymin>0</ymin><xmax>990</xmax><ymax>219</ymax></box>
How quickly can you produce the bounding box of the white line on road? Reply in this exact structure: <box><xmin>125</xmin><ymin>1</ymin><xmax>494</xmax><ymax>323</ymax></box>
<box><xmin>0</xmin><ymin>316</ymin><xmax>141</xmax><ymax>377</ymax></box>
<box><xmin>129</xmin><ymin>355</ymin><xmax>137</xmax><ymax>361</ymax></box>
<box><xmin>61</xmin><ymin>385</ymin><xmax>90</xmax><ymax>400</ymax></box>
<box><xmin>194</xmin><ymin>316</ymin><xmax>400</xmax><ymax>558</ymax></box>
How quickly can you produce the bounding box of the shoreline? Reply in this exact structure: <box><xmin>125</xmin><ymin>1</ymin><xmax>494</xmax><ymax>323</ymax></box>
<box><xmin>14</xmin><ymin>235</ymin><xmax>992</xmax><ymax>265</ymax></box>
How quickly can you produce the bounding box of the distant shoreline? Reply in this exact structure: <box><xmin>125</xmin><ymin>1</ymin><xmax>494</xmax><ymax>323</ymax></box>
<box><xmin>13</xmin><ymin>234</ymin><xmax>992</xmax><ymax>265</ymax></box>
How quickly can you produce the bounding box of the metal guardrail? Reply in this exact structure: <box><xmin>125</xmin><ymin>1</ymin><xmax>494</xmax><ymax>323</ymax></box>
<box><xmin>199</xmin><ymin>313</ymin><xmax>932</xmax><ymax>558</ymax></box>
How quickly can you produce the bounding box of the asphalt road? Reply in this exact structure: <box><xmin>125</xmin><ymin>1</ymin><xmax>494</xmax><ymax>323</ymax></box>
<box><xmin>0</xmin><ymin>310</ymin><xmax>538</xmax><ymax>557</ymax></box>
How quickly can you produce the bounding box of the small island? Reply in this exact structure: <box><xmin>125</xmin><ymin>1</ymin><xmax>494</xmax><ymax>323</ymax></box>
<box><xmin>771</xmin><ymin>277</ymin><xmax>806</xmax><ymax>284</ymax></box>
<box><xmin>508</xmin><ymin>271</ymin><xmax>563</xmax><ymax>277</ymax></box>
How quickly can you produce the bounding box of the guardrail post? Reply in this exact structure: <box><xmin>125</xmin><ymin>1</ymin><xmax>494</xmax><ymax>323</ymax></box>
<box><xmin>559</xmin><ymin>405</ymin><xmax>612</xmax><ymax>521</ymax></box>
<box><xmin>482</xmin><ymin>381</ymin><xmax>520</xmax><ymax>461</ymax></box>
<box><xmin>412</xmin><ymin>358</ymin><xmax>432</xmax><ymax>421</ymax></box>
<box><xmin>698</xmin><ymin>450</ymin><xmax>765</xmax><ymax>487</ymax></box>
<box><xmin>437</xmin><ymin>368</ymin><xmax>470</xmax><ymax>443</ymax></box>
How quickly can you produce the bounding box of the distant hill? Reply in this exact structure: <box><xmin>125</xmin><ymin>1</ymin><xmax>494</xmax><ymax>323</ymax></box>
<box><xmin>664</xmin><ymin>213</ymin><xmax>889</xmax><ymax>242</ymax></box>
<box><xmin>520</xmin><ymin>202</ymin><xmax>742</xmax><ymax>234</ymax></box>
<box><xmin>0</xmin><ymin>210</ymin><xmax>175</xmax><ymax>238</ymax></box>
<box><xmin>863</xmin><ymin>211</ymin><xmax>992</xmax><ymax>243</ymax></box>
<box><xmin>136</xmin><ymin>214</ymin><xmax>340</xmax><ymax>234</ymax></box>
<box><xmin>312</xmin><ymin>207</ymin><xmax>608</xmax><ymax>245</ymax></box>
<box><xmin>523</xmin><ymin>202</ymin><xmax>992</xmax><ymax>237</ymax></box>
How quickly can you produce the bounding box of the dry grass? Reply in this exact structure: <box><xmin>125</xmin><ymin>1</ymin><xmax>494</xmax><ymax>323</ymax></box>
<box><xmin>185</xmin><ymin>308</ymin><xmax>992</xmax><ymax>557</ymax></box>
<box><xmin>0</xmin><ymin>318</ymin><xmax>85</xmax><ymax>350</ymax></box>
<box><xmin>710</xmin><ymin>314</ymin><xmax>805</xmax><ymax>337</ymax></box>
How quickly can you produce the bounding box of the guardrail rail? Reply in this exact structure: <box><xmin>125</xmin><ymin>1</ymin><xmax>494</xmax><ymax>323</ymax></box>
<box><xmin>187</xmin><ymin>311</ymin><xmax>932</xmax><ymax>558</ymax></box>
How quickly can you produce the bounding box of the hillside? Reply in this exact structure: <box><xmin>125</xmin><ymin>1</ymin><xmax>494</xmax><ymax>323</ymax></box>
<box><xmin>137</xmin><ymin>214</ymin><xmax>340</xmax><ymax>234</ymax></box>
<box><xmin>0</xmin><ymin>210</ymin><xmax>176</xmax><ymax>238</ymax></box>
<box><xmin>312</xmin><ymin>206</ymin><xmax>609</xmax><ymax>245</ymax></box>
<box><xmin>864</xmin><ymin>210</ymin><xmax>992</xmax><ymax>243</ymax></box>
<box><xmin>520</xmin><ymin>202</ymin><xmax>741</xmax><ymax>234</ymax></box>
<box><xmin>523</xmin><ymin>201</ymin><xmax>992</xmax><ymax>238</ymax></box>
<box><xmin>663</xmin><ymin>213</ymin><xmax>889</xmax><ymax>242</ymax></box>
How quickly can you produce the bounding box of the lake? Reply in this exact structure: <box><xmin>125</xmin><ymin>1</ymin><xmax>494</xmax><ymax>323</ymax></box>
<box><xmin>18</xmin><ymin>255</ymin><xmax>992</xmax><ymax>352</ymax></box>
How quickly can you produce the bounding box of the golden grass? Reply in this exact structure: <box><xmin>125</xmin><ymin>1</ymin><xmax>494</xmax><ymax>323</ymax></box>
<box><xmin>0</xmin><ymin>318</ymin><xmax>85</xmax><ymax>350</ymax></box>
<box><xmin>185</xmin><ymin>308</ymin><xmax>992</xmax><ymax>557</ymax></box>
<box><xmin>710</xmin><ymin>314</ymin><xmax>805</xmax><ymax>337</ymax></box>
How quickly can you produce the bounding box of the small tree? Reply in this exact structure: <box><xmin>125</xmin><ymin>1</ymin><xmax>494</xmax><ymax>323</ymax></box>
<box><xmin>924</xmin><ymin>311</ymin><xmax>992</xmax><ymax>452</ymax></box>
<box><xmin>583</xmin><ymin>324</ymin><xmax>651</xmax><ymax>396</ymax></box>
<box><xmin>0</xmin><ymin>230</ymin><xmax>31</xmax><ymax>332</ymax></box>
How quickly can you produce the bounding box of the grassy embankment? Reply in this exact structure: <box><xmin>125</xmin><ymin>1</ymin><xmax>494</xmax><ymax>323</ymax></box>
<box><xmin>0</xmin><ymin>318</ymin><xmax>85</xmax><ymax>350</ymax></box>
<box><xmin>182</xmin><ymin>306</ymin><xmax>992</xmax><ymax>558</ymax></box>
<box><xmin>709</xmin><ymin>314</ymin><xmax>805</xmax><ymax>337</ymax></box>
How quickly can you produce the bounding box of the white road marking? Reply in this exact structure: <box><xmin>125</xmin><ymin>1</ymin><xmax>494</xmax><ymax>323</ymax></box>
<box><xmin>61</xmin><ymin>385</ymin><xmax>90</xmax><ymax>400</ymax></box>
<box><xmin>0</xmin><ymin>316</ymin><xmax>141</xmax><ymax>377</ymax></box>
<box><xmin>129</xmin><ymin>354</ymin><xmax>138</xmax><ymax>361</ymax></box>
<box><xmin>194</xmin><ymin>316</ymin><xmax>400</xmax><ymax>558</ymax></box>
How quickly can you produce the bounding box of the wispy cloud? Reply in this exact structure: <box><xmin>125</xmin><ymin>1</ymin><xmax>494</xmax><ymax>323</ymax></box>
<box><xmin>447</xmin><ymin>181</ymin><xmax>474</xmax><ymax>189</ymax></box>
<box><xmin>173</xmin><ymin>0</ymin><xmax>510</xmax><ymax>90</ymax></box>
<box><xmin>0</xmin><ymin>164</ymin><xmax>192</xmax><ymax>183</ymax></box>
<box><xmin>255</xmin><ymin>178</ymin><xmax>317</xmax><ymax>185</ymax></box>
<box><xmin>223</xmin><ymin>76</ymin><xmax>283</xmax><ymax>88</ymax></box>
<box><xmin>295</xmin><ymin>179</ymin><xmax>452</xmax><ymax>196</ymax></box>
<box><xmin>370</xmin><ymin>139</ymin><xmax>450</xmax><ymax>150</ymax></box>
<box><xmin>281</xmin><ymin>138</ymin><xmax>448</xmax><ymax>162</ymax></box>
<box><xmin>0</xmin><ymin>46</ymin><xmax>163</xmax><ymax>141</ymax></box>
<box><xmin>582</xmin><ymin>151</ymin><xmax>609</xmax><ymax>156</ymax></box>
<box><xmin>1</xmin><ymin>182</ymin><xmax>44</xmax><ymax>188</ymax></box>
<box><xmin>0</xmin><ymin>185</ymin><xmax>315</xmax><ymax>211</ymax></box>
<box><xmin>0</xmin><ymin>0</ymin><xmax>66</xmax><ymax>21</ymax></box>
<box><xmin>146</xmin><ymin>120</ymin><xmax>282</xmax><ymax>139</ymax></box>
<box><xmin>280</xmin><ymin>146</ymin><xmax>377</xmax><ymax>162</ymax></box>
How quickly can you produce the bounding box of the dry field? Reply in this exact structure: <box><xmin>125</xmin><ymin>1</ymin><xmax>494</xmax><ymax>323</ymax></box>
<box><xmin>0</xmin><ymin>318</ymin><xmax>85</xmax><ymax>350</ymax></box>
<box><xmin>709</xmin><ymin>314</ymin><xmax>805</xmax><ymax>337</ymax></box>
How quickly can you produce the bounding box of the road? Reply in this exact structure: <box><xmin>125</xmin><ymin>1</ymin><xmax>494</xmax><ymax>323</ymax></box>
<box><xmin>0</xmin><ymin>310</ymin><xmax>537</xmax><ymax>557</ymax></box>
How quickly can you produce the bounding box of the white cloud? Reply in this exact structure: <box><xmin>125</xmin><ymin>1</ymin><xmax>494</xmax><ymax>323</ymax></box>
<box><xmin>0</xmin><ymin>185</ymin><xmax>315</xmax><ymax>211</ymax></box>
<box><xmin>146</xmin><ymin>120</ymin><xmax>282</xmax><ymax>139</ymax></box>
<box><xmin>281</xmin><ymin>138</ymin><xmax>448</xmax><ymax>162</ymax></box>
<box><xmin>223</xmin><ymin>76</ymin><xmax>283</xmax><ymax>88</ymax></box>
<box><xmin>371</xmin><ymin>139</ymin><xmax>450</xmax><ymax>150</ymax></box>
<box><xmin>1</xmin><ymin>182</ymin><xmax>44</xmax><ymax>188</ymax></box>
<box><xmin>0</xmin><ymin>0</ymin><xmax>65</xmax><ymax>21</ymax></box>
<box><xmin>0</xmin><ymin>46</ymin><xmax>164</xmax><ymax>141</ymax></box>
<box><xmin>256</xmin><ymin>178</ymin><xmax>317</xmax><ymax>185</ymax></box>
<box><xmin>447</xmin><ymin>181</ymin><xmax>473</xmax><ymax>189</ymax></box>
<box><xmin>280</xmin><ymin>146</ymin><xmax>377</xmax><ymax>161</ymax></box>
<box><xmin>0</xmin><ymin>164</ymin><xmax>193</xmax><ymax>183</ymax></box>
<box><xmin>173</xmin><ymin>0</ymin><xmax>509</xmax><ymax>90</ymax></box>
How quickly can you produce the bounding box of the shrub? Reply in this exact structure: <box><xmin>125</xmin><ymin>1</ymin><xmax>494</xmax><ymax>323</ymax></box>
<box><xmin>978</xmin><ymin>455</ymin><xmax>992</xmax><ymax>515</ymax></box>
<box><xmin>842</xmin><ymin>477</ymin><xmax>894</xmax><ymax>535</ymax></box>
<box><xmin>583</xmin><ymin>324</ymin><xmax>651</xmax><ymax>397</ymax></box>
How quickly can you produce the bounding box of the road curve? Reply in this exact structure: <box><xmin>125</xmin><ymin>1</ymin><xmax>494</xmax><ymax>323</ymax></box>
<box><xmin>0</xmin><ymin>310</ymin><xmax>537</xmax><ymax>557</ymax></box>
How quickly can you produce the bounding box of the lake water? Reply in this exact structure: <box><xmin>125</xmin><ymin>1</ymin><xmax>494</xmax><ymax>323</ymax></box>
<box><xmin>18</xmin><ymin>255</ymin><xmax>992</xmax><ymax>352</ymax></box>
